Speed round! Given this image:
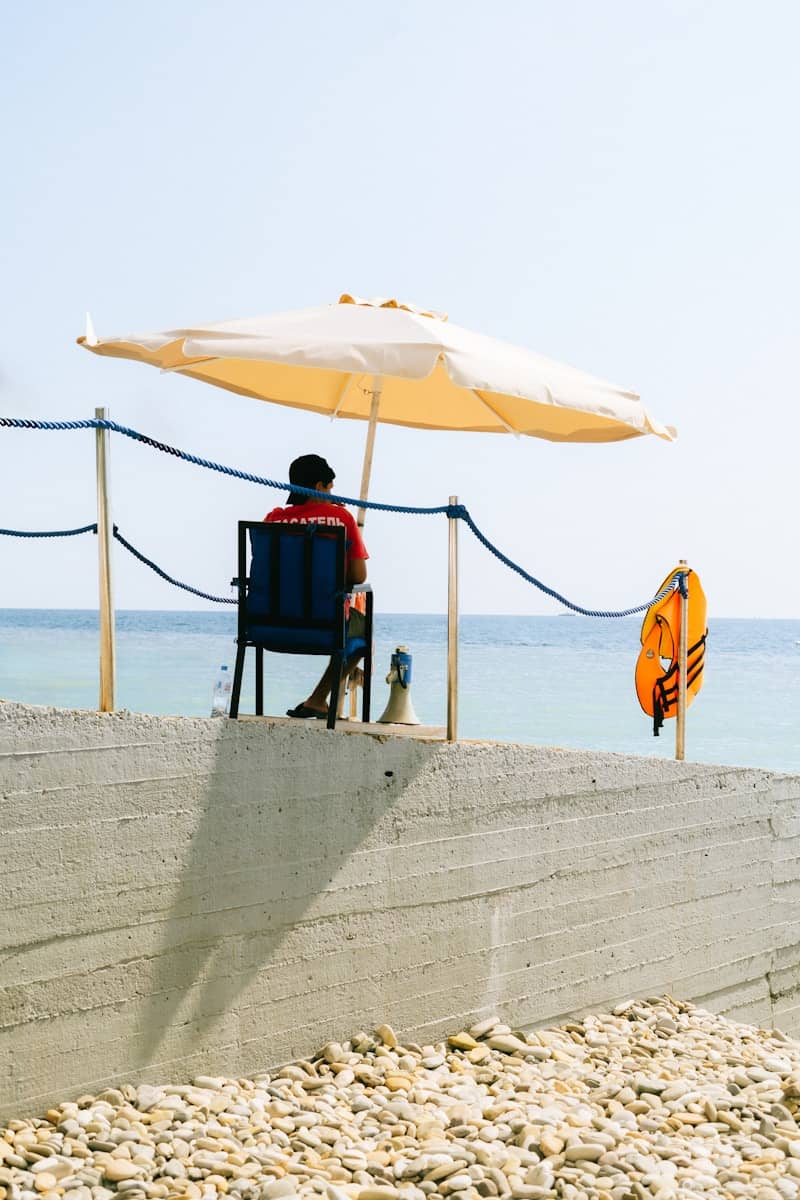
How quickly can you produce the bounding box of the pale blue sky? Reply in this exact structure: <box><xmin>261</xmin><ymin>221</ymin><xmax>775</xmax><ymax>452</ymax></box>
<box><xmin>1</xmin><ymin>0</ymin><xmax>798</xmax><ymax>616</ymax></box>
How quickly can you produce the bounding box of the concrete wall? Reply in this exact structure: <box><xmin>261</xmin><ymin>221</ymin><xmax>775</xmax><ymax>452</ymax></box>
<box><xmin>1</xmin><ymin>698</ymin><xmax>799</xmax><ymax>1118</ymax></box>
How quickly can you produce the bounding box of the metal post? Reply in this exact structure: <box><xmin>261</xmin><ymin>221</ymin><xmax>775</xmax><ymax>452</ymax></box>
<box><xmin>447</xmin><ymin>495</ymin><xmax>459</xmax><ymax>742</ymax></box>
<box><xmin>675</xmin><ymin>559</ymin><xmax>688</xmax><ymax>761</ymax></box>
<box><xmin>95</xmin><ymin>407</ymin><xmax>116</xmax><ymax>712</ymax></box>
<box><xmin>357</xmin><ymin>379</ymin><xmax>382</xmax><ymax>528</ymax></box>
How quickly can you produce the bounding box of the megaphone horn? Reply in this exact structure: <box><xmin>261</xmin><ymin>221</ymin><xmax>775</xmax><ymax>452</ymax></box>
<box><xmin>378</xmin><ymin>645</ymin><xmax>421</xmax><ymax>725</ymax></box>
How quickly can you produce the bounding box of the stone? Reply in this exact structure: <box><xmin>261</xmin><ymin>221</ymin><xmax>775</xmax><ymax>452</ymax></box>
<box><xmin>437</xmin><ymin>1177</ymin><xmax>472</xmax><ymax>1194</ymax></box>
<box><xmin>466</xmin><ymin>1047</ymin><xmax>490</xmax><ymax>1066</ymax></box>
<box><xmin>260</xmin><ymin>1180</ymin><xmax>297</xmax><ymax>1199</ymax></box>
<box><xmin>563</xmin><ymin>1145</ymin><xmax>604</xmax><ymax>1163</ymax></box>
<box><xmin>448</xmin><ymin>1035</ymin><xmax>479</xmax><ymax>1052</ymax></box>
<box><xmin>102</xmin><ymin>1163</ymin><xmax>143</xmax><ymax>1183</ymax></box>
<box><xmin>485</xmin><ymin>1037</ymin><xmax>528</xmax><ymax>1056</ymax></box>
<box><xmin>468</xmin><ymin>1019</ymin><xmax>501</xmax><ymax>1040</ymax></box>
<box><xmin>538</xmin><ymin>1133</ymin><xmax>563</xmax><ymax>1157</ymax></box>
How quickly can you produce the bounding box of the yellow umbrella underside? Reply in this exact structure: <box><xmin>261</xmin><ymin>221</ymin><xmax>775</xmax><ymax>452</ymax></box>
<box><xmin>78</xmin><ymin>334</ymin><xmax>670</xmax><ymax>443</ymax></box>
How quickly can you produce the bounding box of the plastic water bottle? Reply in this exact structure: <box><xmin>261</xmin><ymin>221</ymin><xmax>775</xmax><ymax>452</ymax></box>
<box><xmin>210</xmin><ymin>664</ymin><xmax>231</xmax><ymax>717</ymax></box>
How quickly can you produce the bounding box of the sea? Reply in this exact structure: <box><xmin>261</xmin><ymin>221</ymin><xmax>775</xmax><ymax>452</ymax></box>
<box><xmin>1</xmin><ymin>609</ymin><xmax>799</xmax><ymax>774</ymax></box>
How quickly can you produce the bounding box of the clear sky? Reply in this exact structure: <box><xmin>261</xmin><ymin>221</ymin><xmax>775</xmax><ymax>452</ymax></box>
<box><xmin>1</xmin><ymin>0</ymin><xmax>798</xmax><ymax>617</ymax></box>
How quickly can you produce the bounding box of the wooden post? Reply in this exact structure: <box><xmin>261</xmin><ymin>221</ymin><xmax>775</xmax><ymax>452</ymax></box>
<box><xmin>675</xmin><ymin>559</ymin><xmax>688</xmax><ymax>761</ymax></box>
<box><xmin>95</xmin><ymin>407</ymin><xmax>116</xmax><ymax>712</ymax></box>
<box><xmin>447</xmin><ymin>495</ymin><xmax>459</xmax><ymax>742</ymax></box>
<box><xmin>357</xmin><ymin>379</ymin><xmax>382</xmax><ymax>528</ymax></box>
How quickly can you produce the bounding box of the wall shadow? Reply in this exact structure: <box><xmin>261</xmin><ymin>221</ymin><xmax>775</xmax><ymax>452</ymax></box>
<box><xmin>132</xmin><ymin>717</ymin><xmax>435</xmax><ymax>1075</ymax></box>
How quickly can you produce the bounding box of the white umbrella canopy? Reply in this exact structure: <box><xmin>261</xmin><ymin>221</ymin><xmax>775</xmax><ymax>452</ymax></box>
<box><xmin>79</xmin><ymin>294</ymin><xmax>675</xmax><ymax>518</ymax></box>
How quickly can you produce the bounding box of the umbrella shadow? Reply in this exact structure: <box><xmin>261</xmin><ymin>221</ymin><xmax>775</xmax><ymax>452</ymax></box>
<box><xmin>132</xmin><ymin>718</ymin><xmax>424</xmax><ymax>1077</ymax></box>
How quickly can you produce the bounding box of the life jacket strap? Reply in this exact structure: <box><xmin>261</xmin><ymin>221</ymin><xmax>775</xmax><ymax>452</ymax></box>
<box><xmin>650</xmin><ymin>632</ymin><xmax>707</xmax><ymax>735</ymax></box>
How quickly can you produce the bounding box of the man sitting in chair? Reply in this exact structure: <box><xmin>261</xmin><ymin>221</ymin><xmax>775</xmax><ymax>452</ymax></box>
<box><xmin>265</xmin><ymin>454</ymin><xmax>369</xmax><ymax>719</ymax></box>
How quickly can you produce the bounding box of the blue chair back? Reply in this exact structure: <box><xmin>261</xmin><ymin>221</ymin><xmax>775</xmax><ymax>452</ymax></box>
<box><xmin>238</xmin><ymin>521</ymin><xmax>347</xmax><ymax>654</ymax></box>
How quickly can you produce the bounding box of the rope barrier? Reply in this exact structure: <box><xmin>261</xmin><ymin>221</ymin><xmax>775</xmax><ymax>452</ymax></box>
<box><xmin>1</xmin><ymin>416</ymin><xmax>680</xmax><ymax>615</ymax></box>
<box><xmin>111</xmin><ymin>527</ymin><xmax>236</xmax><ymax>605</ymax></box>
<box><xmin>0</xmin><ymin>520</ymin><xmax>234</xmax><ymax>605</ymax></box>
<box><xmin>0</xmin><ymin>523</ymin><xmax>98</xmax><ymax>538</ymax></box>
<box><xmin>0</xmin><ymin>417</ymin><xmax>450</xmax><ymax>515</ymax></box>
<box><xmin>457</xmin><ymin>509</ymin><xmax>680</xmax><ymax>618</ymax></box>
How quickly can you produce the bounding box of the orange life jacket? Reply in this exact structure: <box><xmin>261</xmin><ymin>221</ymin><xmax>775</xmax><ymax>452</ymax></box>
<box><xmin>635</xmin><ymin>566</ymin><xmax>707</xmax><ymax>736</ymax></box>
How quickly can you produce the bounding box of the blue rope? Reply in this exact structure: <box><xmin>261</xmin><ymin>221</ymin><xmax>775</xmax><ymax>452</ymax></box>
<box><xmin>1</xmin><ymin>416</ymin><xmax>681</xmax><ymax>616</ymax></box>
<box><xmin>0</xmin><ymin>519</ymin><xmax>234</xmax><ymax>605</ymax></box>
<box><xmin>457</xmin><ymin>507</ymin><xmax>680</xmax><ymax>617</ymax></box>
<box><xmin>0</xmin><ymin>417</ymin><xmax>449</xmax><ymax>515</ymax></box>
<box><xmin>112</xmin><ymin>527</ymin><xmax>236</xmax><ymax>605</ymax></box>
<box><xmin>0</xmin><ymin>523</ymin><xmax>98</xmax><ymax>538</ymax></box>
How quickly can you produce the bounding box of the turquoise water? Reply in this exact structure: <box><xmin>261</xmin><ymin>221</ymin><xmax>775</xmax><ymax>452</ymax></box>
<box><xmin>1</xmin><ymin>609</ymin><xmax>799</xmax><ymax>773</ymax></box>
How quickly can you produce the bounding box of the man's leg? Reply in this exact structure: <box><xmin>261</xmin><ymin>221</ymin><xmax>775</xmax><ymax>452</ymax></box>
<box><xmin>288</xmin><ymin>606</ymin><xmax>367</xmax><ymax>716</ymax></box>
<box><xmin>301</xmin><ymin>657</ymin><xmax>339</xmax><ymax>714</ymax></box>
<box><xmin>300</xmin><ymin>647</ymin><xmax>364</xmax><ymax>715</ymax></box>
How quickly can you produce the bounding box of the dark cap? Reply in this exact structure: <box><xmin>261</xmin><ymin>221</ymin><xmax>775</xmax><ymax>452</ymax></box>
<box><xmin>287</xmin><ymin>454</ymin><xmax>335</xmax><ymax>505</ymax></box>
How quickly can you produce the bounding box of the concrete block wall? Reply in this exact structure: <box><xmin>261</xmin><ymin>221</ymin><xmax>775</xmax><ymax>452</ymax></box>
<box><xmin>1</xmin><ymin>699</ymin><xmax>799</xmax><ymax>1118</ymax></box>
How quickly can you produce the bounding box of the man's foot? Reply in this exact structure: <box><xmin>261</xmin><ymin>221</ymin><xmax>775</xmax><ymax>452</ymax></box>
<box><xmin>286</xmin><ymin>703</ymin><xmax>328</xmax><ymax>719</ymax></box>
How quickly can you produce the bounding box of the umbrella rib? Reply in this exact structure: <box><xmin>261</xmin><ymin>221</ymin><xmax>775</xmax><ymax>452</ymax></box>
<box><xmin>160</xmin><ymin>356</ymin><xmax>220</xmax><ymax>373</ymax></box>
<box><xmin>329</xmin><ymin>372</ymin><xmax>356</xmax><ymax>419</ymax></box>
<box><xmin>472</xmin><ymin>390</ymin><xmax>519</xmax><ymax>436</ymax></box>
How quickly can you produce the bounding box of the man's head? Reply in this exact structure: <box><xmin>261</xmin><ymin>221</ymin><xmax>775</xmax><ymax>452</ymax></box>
<box><xmin>287</xmin><ymin>454</ymin><xmax>335</xmax><ymax>505</ymax></box>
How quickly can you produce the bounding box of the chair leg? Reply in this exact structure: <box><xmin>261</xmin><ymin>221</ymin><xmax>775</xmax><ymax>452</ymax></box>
<box><xmin>362</xmin><ymin>651</ymin><xmax>372</xmax><ymax>723</ymax></box>
<box><xmin>230</xmin><ymin>643</ymin><xmax>246</xmax><ymax>719</ymax></box>
<box><xmin>327</xmin><ymin>654</ymin><xmax>343</xmax><ymax>730</ymax></box>
<box><xmin>255</xmin><ymin>647</ymin><xmax>264</xmax><ymax>716</ymax></box>
<box><xmin>362</xmin><ymin>594</ymin><xmax>373</xmax><ymax>723</ymax></box>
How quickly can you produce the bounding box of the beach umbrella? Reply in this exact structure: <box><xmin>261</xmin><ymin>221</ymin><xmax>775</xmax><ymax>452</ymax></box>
<box><xmin>77</xmin><ymin>294</ymin><xmax>676</xmax><ymax>735</ymax></box>
<box><xmin>78</xmin><ymin>294</ymin><xmax>675</xmax><ymax>525</ymax></box>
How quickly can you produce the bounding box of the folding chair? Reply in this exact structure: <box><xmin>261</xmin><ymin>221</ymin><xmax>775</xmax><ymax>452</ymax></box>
<box><xmin>229</xmin><ymin>521</ymin><xmax>373</xmax><ymax>730</ymax></box>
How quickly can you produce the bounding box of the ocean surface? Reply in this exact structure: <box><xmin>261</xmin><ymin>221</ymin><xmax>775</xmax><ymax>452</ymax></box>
<box><xmin>1</xmin><ymin>609</ymin><xmax>799</xmax><ymax>773</ymax></box>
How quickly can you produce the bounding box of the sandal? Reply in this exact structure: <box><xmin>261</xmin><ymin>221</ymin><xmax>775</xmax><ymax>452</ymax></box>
<box><xmin>286</xmin><ymin>703</ymin><xmax>328</xmax><ymax>719</ymax></box>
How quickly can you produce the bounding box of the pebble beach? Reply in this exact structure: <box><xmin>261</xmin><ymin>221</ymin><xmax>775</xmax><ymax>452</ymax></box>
<box><xmin>4</xmin><ymin>998</ymin><xmax>800</xmax><ymax>1200</ymax></box>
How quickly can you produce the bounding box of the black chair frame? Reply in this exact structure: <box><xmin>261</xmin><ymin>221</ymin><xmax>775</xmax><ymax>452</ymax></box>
<box><xmin>229</xmin><ymin>520</ymin><xmax>372</xmax><ymax>730</ymax></box>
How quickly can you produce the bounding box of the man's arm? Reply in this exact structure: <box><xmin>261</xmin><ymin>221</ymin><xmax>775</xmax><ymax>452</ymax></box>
<box><xmin>343</xmin><ymin>508</ymin><xmax>368</xmax><ymax>588</ymax></box>
<box><xmin>347</xmin><ymin>558</ymin><xmax>367</xmax><ymax>587</ymax></box>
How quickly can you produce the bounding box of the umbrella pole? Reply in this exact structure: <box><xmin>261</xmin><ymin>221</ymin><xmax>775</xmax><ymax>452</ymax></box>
<box><xmin>447</xmin><ymin>495</ymin><xmax>459</xmax><ymax>741</ymax></box>
<box><xmin>357</xmin><ymin>378</ymin><xmax>382</xmax><ymax>528</ymax></box>
<box><xmin>95</xmin><ymin>406</ymin><xmax>116</xmax><ymax>712</ymax></box>
<box><xmin>675</xmin><ymin>560</ymin><xmax>688</xmax><ymax>761</ymax></box>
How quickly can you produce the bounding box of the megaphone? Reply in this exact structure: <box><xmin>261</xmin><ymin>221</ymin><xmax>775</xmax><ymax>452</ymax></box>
<box><xmin>378</xmin><ymin>645</ymin><xmax>421</xmax><ymax>725</ymax></box>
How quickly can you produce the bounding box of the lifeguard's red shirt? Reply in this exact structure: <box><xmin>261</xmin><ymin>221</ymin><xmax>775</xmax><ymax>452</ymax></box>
<box><xmin>264</xmin><ymin>501</ymin><xmax>369</xmax><ymax>577</ymax></box>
